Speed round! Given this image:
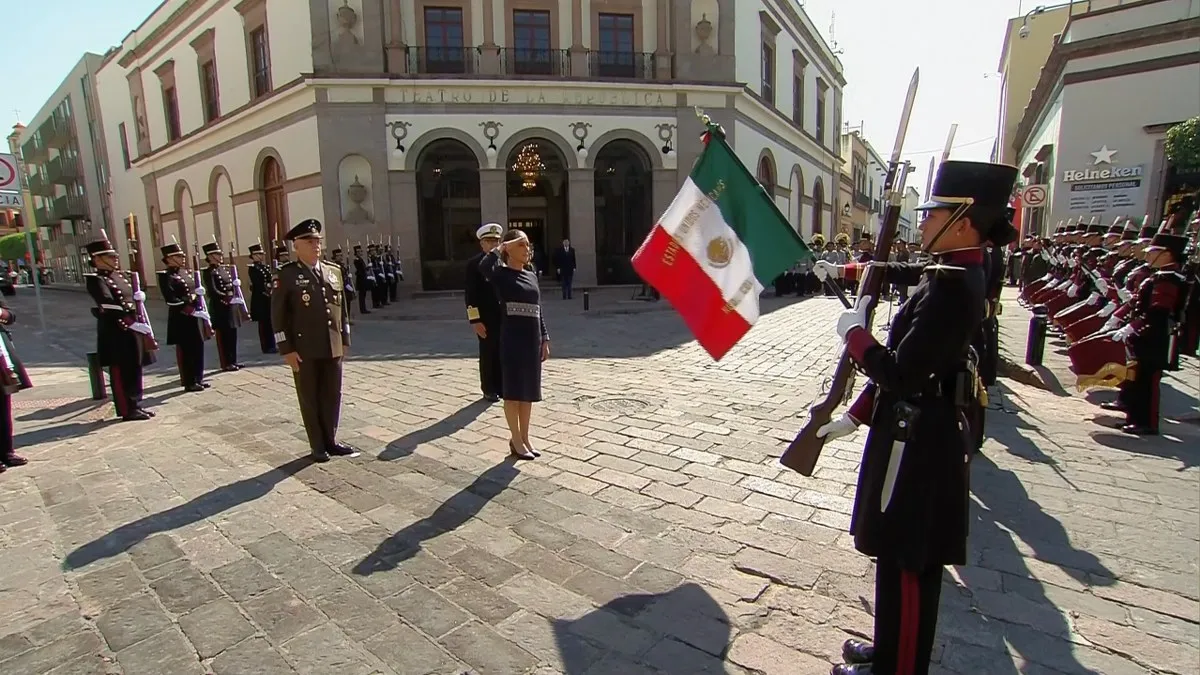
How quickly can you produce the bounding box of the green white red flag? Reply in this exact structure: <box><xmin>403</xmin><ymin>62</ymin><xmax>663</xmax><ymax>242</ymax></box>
<box><xmin>631</xmin><ymin>123</ymin><xmax>814</xmax><ymax>360</ymax></box>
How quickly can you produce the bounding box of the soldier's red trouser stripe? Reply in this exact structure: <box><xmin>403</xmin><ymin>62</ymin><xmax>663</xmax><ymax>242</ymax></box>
<box><xmin>897</xmin><ymin>570</ymin><xmax>919</xmax><ymax>675</ymax></box>
<box><xmin>110</xmin><ymin>366</ymin><xmax>129</xmax><ymax>417</ymax></box>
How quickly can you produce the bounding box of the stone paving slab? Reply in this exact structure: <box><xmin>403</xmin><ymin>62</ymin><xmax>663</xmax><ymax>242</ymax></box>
<box><xmin>1</xmin><ymin>287</ymin><xmax>1196</xmax><ymax>674</ymax></box>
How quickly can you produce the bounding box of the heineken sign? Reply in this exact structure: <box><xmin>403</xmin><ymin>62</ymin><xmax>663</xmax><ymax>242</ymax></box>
<box><xmin>1062</xmin><ymin>165</ymin><xmax>1143</xmax><ymax>182</ymax></box>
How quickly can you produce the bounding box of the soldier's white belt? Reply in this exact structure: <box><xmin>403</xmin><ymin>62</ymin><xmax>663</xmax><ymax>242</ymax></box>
<box><xmin>505</xmin><ymin>302</ymin><xmax>540</xmax><ymax>318</ymax></box>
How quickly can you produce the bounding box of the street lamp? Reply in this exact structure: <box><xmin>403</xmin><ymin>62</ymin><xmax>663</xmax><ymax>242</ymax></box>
<box><xmin>1018</xmin><ymin>5</ymin><xmax>1047</xmax><ymax>39</ymax></box>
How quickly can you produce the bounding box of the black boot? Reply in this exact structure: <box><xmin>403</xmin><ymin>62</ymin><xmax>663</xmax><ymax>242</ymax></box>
<box><xmin>842</xmin><ymin>639</ymin><xmax>875</xmax><ymax>665</ymax></box>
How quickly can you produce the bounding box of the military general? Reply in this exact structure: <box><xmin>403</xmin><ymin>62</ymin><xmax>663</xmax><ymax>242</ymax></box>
<box><xmin>271</xmin><ymin>218</ymin><xmax>358</xmax><ymax>462</ymax></box>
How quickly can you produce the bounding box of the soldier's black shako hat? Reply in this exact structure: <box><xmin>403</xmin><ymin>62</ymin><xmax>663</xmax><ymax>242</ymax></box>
<box><xmin>1148</xmin><ymin>232</ymin><xmax>1187</xmax><ymax>260</ymax></box>
<box><xmin>916</xmin><ymin>160</ymin><xmax>1019</xmax><ymax>212</ymax></box>
<box><xmin>275</xmin><ymin>244</ymin><xmax>288</xmax><ymax>255</ymax></box>
<box><xmin>1085</xmin><ymin>223</ymin><xmax>1107</xmax><ymax>236</ymax></box>
<box><xmin>248</xmin><ymin>243</ymin><xmax>264</xmax><ymax>254</ymax></box>
<box><xmin>331</xmin><ymin>247</ymin><xmax>342</xmax><ymax>255</ymax></box>
<box><xmin>285</xmin><ymin>218</ymin><xmax>322</xmax><ymax>240</ymax></box>
<box><xmin>85</xmin><ymin>236</ymin><xmax>116</xmax><ymax>256</ymax></box>
<box><xmin>202</xmin><ymin>242</ymin><xmax>221</xmax><ymax>255</ymax></box>
<box><xmin>160</xmin><ymin>243</ymin><xmax>184</xmax><ymax>258</ymax></box>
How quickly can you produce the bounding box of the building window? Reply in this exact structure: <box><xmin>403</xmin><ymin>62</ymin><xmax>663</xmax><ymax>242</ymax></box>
<box><xmin>250</xmin><ymin>27</ymin><xmax>271</xmax><ymax>98</ymax></box>
<box><xmin>118</xmin><ymin>123</ymin><xmax>131</xmax><ymax>169</ymax></box>
<box><xmin>761</xmin><ymin>43</ymin><xmax>775</xmax><ymax>104</ymax></box>
<box><xmin>816</xmin><ymin>80</ymin><xmax>828</xmax><ymax>147</ymax></box>
<box><xmin>512</xmin><ymin>10</ymin><xmax>552</xmax><ymax>75</ymax></box>
<box><xmin>596</xmin><ymin>13</ymin><xmax>635</xmax><ymax>76</ymax></box>
<box><xmin>198</xmin><ymin>60</ymin><xmax>220</xmax><ymax>123</ymax></box>
<box><xmin>162</xmin><ymin>86</ymin><xmax>181</xmax><ymax>141</ymax></box>
<box><xmin>792</xmin><ymin>71</ymin><xmax>804</xmax><ymax>127</ymax></box>
<box><xmin>422</xmin><ymin>7</ymin><xmax>466</xmax><ymax>73</ymax></box>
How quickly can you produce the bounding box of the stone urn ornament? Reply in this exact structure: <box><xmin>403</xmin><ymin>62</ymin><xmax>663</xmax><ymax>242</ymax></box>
<box><xmin>336</xmin><ymin>0</ymin><xmax>360</xmax><ymax>46</ymax></box>
<box><xmin>345</xmin><ymin>175</ymin><xmax>372</xmax><ymax>224</ymax></box>
<box><xmin>694</xmin><ymin>14</ymin><xmax>714</xmax><ymax>54</ymax></box>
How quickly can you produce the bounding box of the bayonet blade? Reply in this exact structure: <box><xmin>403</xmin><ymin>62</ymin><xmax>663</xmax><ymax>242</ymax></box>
<box><xmin>887</xmin><ymin>68</ymin><xmax>920</xmax><ymax>168</ymax></box>
<box><xmin>941</xmin><ymin>123</ymin><xmax>958</xmax><ymax>163</ymax></box>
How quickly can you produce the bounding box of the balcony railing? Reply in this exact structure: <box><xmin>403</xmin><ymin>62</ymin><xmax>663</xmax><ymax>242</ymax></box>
<box><xmin>46</xmin><ymin>155</ymin><xmax>80</xmax><ymax>185</ymax></box>
<box><xmin>35</xmin><ymin>206</ymin><xmax>53</xmax><ymax>226</ymax></box>
<box><xmin>587</xmin><ymin>51</ymin><xmax>656</xmax><ymax>79</ymax></box>
<box><xmin>500</xmin><ymin>48</ymin><xmax>570</xmax><ymax>77</ymax></box>
<box><xmin>42</xmin><ymin>116</ymin><xmax>73</xmax><ymax>149</ymax></box>
<box><xmin>27</xmin><ymin>172</ymin><xmax>52</xmax><ymax>197</ymax></box>
<box><xmin>51</xmin><ymin>195</ymin><xmax>88</xmax><ymax>222</ymax></box>
<box><xmin>406</xmin><ymin>46</ymin><xmax>480</xmax><ymax>75</ymax></box>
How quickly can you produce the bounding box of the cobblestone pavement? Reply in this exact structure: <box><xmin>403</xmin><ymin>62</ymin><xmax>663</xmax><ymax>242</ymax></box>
<box><xmin>1</xmin><ymin>286</ymin><xmax>1196</xmax><ymax>675</ymax></box>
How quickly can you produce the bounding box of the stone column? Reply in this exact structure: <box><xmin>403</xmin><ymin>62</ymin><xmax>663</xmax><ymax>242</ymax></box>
<box><xmin>569</xmin><ymin>0</ymin><xmax>588</xmax><ymax>77</ymax></box>
<box><xmin>652</xmin><ymin>168</ymin><xmax>678</xmax><ymax>219</ymax></box>
<box><xmin>479</xmin><ymin>169</ymin><xmax>508</xmax><ymax>223</ymax></box>
<box><xmin>567</xmin><ymin>168</ymin><xmax>597</xmax><ymax>287</ymax></box>
<box><xmin>385</xmin><ymin>0</ymin><xmax>408</xmax><ymax>74</ymax></box>
<box><xmin>654</xmin><ymin>0</ymin><xmax>672</xmax><ymax>80</ymax></box>
<box><xmin>388</xmin><ymin>170</ymin><xmax>421</xmax><ymax>289</ymax></box>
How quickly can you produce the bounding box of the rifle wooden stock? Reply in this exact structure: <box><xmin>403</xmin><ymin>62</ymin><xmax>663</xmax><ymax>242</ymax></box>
<box><xmin>780</xmin><ymin>351</ymin><xmax>858</xmax><ymax>475</ymax></box>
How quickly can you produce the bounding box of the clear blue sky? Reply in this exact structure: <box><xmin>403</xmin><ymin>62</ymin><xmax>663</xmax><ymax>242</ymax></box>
<box><xmin>4</xmin><ymin>0</ymin><xmax>1023</xmax><ymax>195</ymax></box>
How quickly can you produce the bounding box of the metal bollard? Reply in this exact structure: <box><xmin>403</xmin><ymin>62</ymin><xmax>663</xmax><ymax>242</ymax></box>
<box><xmin>87</xmin><ymin>352</ymin><xmax>108</xmax><ymax>400</ymax></box>
<box><xmin>1025</xmin><ymin>306</ymin><xmax>1049</xmax><ymax>367</ymax></box>
<box><xmin>583</xmin><ymin>291</ymin><xmax>589</xmax><ymax>311</ymax></box>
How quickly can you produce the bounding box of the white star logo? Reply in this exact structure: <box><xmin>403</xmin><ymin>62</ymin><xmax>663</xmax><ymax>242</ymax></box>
<box><xmin>1091</xmin><ymin>146</ymin><xmax>1118</xmax><ymax>165</ymax></box>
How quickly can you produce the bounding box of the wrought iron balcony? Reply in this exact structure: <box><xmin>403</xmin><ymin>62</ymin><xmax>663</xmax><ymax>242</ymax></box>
<box><xmin>35</xmin><ymin>206</ymin><xmax>53</xmax><ymax>225</ymax></box>
<box><xmin>46</xmin><ymin>155</ymin><xmax>80</xmax><ymax>185</ymax></box>
<box><xmin>500</xmin><ymin>48</ymin><xmax>570</xmax><ymax>77</ymax></box>
<box><xmin>406</xmin><ymin>46</ymin><xmax>480</xmax><ymax>75</ymax></box>
<box><xmin>27</xmin><ymin>172</ymin><xmax>52</xmax><ymax>197</ymax></box>
<box><xmin>41</xmin><ymin>115</ymin><xmax>73</xmax><ymax>149</ymax></box>
<box><xmin>587</xmin><ymin>51</ymin><xmax>657</xmax><ymax>79</ymax></box>
<box><xmin>51</xmin><ymin>194</ymin><xmax>88</xmax><ymax>222</ymax></box>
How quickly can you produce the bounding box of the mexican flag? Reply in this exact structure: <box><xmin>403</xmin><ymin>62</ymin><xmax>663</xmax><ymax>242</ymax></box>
<box><xmin>631</xmin><ymin>123</ymin><xmax>813</xmax><ymax>360</ymax></box>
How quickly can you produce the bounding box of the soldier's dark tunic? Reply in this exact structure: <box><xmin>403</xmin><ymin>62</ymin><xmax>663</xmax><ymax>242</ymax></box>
<box><xmin>353</xmin><ymin>253</ymin><xmax>372</xmax><ymax>314</ymax></box>
<box><xmin>1125</xmin><ymin>265</ymin><xmax>1187</xmax><ymax>433</ymax></box>
<box><xmin>842</xmin><ymin>248</ymin><xmax>986</xmax><ymax>675</ymax></box>
<box><xmin>465</xmin><ymin>250</ymin><xmax>503</xmax><ymax>398</ymax></box>
<box><xmin>272</xmin><ymin>259</ymin><xmax>351</xmax><ymax>456</ymax></box>
<box><xmin>1</xmin><ymin>300</ymin><xmax>34</xmax><ymax>464</ymax></box>
<box><xmin>86</xmin><ymin>270</ymin><xmax>147</xmax><ymax>419</ymax></box>
<box><xmin>480</xmin><ymin>251</ymin><xmax>549</xmax><ymax>402</ymax></box>
<box><xmin>249</xmin><ymin>261</ymin><xmax>276</xmax><ymax>353</ymax></box>
<box><xmin>203</xmin><ymin>263</ymin><xmax>241</xmax><ymax>370</ymax></box>
<box><xmin>158</xmin><ymin>266</ymin><xmax>208</xmax><ymax>390</ymax></box>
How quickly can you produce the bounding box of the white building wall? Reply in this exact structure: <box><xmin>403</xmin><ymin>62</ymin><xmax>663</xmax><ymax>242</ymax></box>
<box><xmin>732</xmin><ymin>119</ymin><xmax>835</xmax><ymax>240</ymax></box>
<box><xmin>95</xmin><ymin>55</ymin><xmax>151</xmax><ymax>259</ymax></box>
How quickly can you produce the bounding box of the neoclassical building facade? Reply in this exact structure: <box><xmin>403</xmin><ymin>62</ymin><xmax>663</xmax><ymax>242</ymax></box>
<box><xmin>95</xmin><ymin>0</ymin><xmax>845</xmax><ymax>290</ymax></box>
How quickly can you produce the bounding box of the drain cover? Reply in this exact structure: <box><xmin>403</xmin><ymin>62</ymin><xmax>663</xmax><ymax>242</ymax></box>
<box><xmin>582</xmin><ymin>396</ymin><xmax>655</xmax><ymax>415</ymax></box>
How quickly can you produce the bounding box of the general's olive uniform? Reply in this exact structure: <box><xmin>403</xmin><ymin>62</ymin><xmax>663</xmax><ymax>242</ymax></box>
<box><xmin>272</xmin><ymin>219</ymin><xmax>353</xmax><ymax>460</ymax></box>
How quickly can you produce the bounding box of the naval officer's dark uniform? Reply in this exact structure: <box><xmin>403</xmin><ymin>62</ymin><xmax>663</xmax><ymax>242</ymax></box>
<box><xmin>157</xmin><ymin>243</ymin><xmax>209</xmax><ymax>392</ymax></box>
<box><xmin>248</xmin><ymin>243</ymin><xmax>276</xmax><ymax>354</ymax></box>
<box><xmin>272</xmin><ymin>218</ymin><xmax>357</xmax><ymax>462</ymax></box>
<box><xmin>465</xmin><ymin>223</ymin><xmax>504</xmax><ymax>401</ymax></box>
<box><xmin>829</xmin><ymin>161</ymin><xmax>1019</xmax><ymax>675</ymax></box>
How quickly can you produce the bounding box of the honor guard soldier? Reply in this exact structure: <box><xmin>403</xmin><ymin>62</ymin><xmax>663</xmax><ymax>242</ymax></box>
<box><xmin>812</xmin><ymin>160</ymin><xmax>1020</xmax><ymax>675</ymax></box>
<box><xmin>465</xmin><ymin>223</ymin><xmax>505</xmax><ymax>402</ymax></box>
<box><xmin>353</xmin><ymin>245</ymin><xmax>373</xmax><ymax>315</ymax></box>
<box><xmin>274</xmin><ymin>243</ymin><xmax>290</xmax><ymax>268</ymax></box>
<box><xmin>248</xmin><ymin>243</ymin><xmax>277</xmax><ymax>353</ymax></box>
<box><xmin>201</xmin><ymin>242</ymin><xmax>243</xmax><ymax>371</ymax></box>
<box><xmin>331</xmin><ymin>247</ymin><xmax>355</xmax><ymax>322</ymax></box>
<box><xmin>368</xmin><ymin>243</ymin><xmax>386</xmax><ymax>308</ymax></box>
<box><xmin>85</xmin><ymin>233</ymin><xmax>155</xmax><ymax>421</ymax></box>
<box><xmin>158</xmin><ymin>243</ymin><xmax>210</xmax><ymax>392</ymax></box>
<box><xmin>0</xmin><ymin>297</ymin><xmax>33</xmax><ymax>472</ymax></box>
<box><xmin>271</xmin><ymin>218</ymin><xmax>358</xmax><ymax>462</ymax></box>
<box><xmin>383</xmin><ymin>244</ymin><xmax>399</xmax><ymax>303</ymax></box>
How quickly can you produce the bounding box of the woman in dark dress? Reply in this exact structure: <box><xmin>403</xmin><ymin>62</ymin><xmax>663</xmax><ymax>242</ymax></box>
<box><xmin>0</xmin><ymin>298</ymin><xmax>32</xmax><ymax>474</ymax></box>
<box><xmin>481</xmin><ymin>228</ymin><xmax>550</xmax><ymax>460</ymax></box>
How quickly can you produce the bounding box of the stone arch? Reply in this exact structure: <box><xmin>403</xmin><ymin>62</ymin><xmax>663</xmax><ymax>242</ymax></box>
<box><xmin>405</xmin><ymin>128</ymin><xmax>488</xmax><ymax>171</ymax></box>
<box><xmin>416</xmin><ymin>138</ymin><xmax>482</xmax><ymax>291</ymax></box>
<box><xmin>812</xmin><ymin>177</ymin><xmax>826</xmax><ymax>238</ymax></box>
<box><xmin>496</xmin><ymin>127</ymin><xmax>579</xmax><ymax>171</ymax></box>
<box><xmin>585</xmin><ymin>129</ymin><xmax>663</xmax><ymax>169</ymax></box>
<box><xmin>756</xmin><ymin>148</ymin><xmax>777</xmax><ymax>197</ymax></box>
<box><xmin>593</xmin><ymin>138</ymin><xmax>654</xmax><ymax>285</ymax></box>
<box><xmin>172</xmin><ymin>179</ymin><xmax>195</xmax><ymax>252</ymax></box>
<box><xmin>789</xmin><ymin>164</ymin><xmax>805</xmax><ymax>234</ymax></box>
<box><xmin>252</xmin><ymin>147</ymin><xmax>286</xmax><ymax>190</ymax></box>
<box><xmin>207</xmin><ymin>165</ymin><xmax>232</xmax><ymax>242</ymax></box>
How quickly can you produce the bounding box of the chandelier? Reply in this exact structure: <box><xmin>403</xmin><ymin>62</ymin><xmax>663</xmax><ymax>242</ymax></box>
<box><xmin>511</xmin><ymin>143</ymin><xmax>545</xmax><ymax>190</ymax></box>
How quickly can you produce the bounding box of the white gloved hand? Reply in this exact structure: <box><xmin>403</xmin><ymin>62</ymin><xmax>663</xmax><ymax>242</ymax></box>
<box><xmin>813</xmin><ymin>260</ymin><xmax>838</xmax><ymax>283</ymax></box>
<box><xmin>1095</xmin><ymin>279</ymin><xmax>1110</xmax><ymax>296</ymax></box>
<box><xmin>816</xmin><ymin>413</ymin><xmax>858</xmax><ymax>441</ymax></box>
<box><xmin>1117</xmin><ymin>288</ymin><xmax>1132</xmax><ymax>303</ymax></box>
<box><xmin>1067</xmin><ymin>284</ymin><xmax>1080</xmax><ymax>298</ymax></box>
<box><xmin>1098</xmin><ymin>303</ymin><xmax>1117</xmax><ymax>318</ymax></box>
<box><xmin>1085</xmin><ymin>292</ymin><xmax>1101</xmax><ymax>306</ymax></box>
<box><xmin>1112</xmin><ymin>325</ymin><xmax>1135</xmax><ymax>342</ymax></box>
<box><xmin>235</xmin><ymin>279</ymin><xmax>243</xmax><ymax>287</ymax></box>
<box><xmin>132</xmin><ymin>291</ymin><xmax>147</xmax><ymax>302</ymax></box>
<box><xmin>1068</xmin><ymin>258</ymin><xmax>1078</xmax><ymax>268</ymax></box>
<box><xmin>129</xmin><ymin>322</ymin><xmax>153</xmax><ymax>335</ymax></box>
<box><xmin>1102</xmin><ymin>316</ymin><xmax>1120</xmax><ymax>331</ymax></box>
<box><xmin>195</xmin><ymin>286</ymin><xmax>206</xmax><ymax>296</ymax></box>
<box><xmin>836</xmin><ymin>295</ymin><xmax>873</xmax><ymax>341</ymax></box>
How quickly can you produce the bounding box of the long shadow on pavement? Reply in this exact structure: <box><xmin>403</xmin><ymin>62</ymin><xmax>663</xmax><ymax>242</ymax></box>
<box><xmin>377</xmin><ymin>398</ymin><xmax>492</xmax><ymax>461</ymax></box>
<box><xmin>352</xmin><ymin>458</ymin><xmax>519</xmax><ymax>576</ymax></box>
<box><xmin>14</xmin><ymin>420</ymin><xmax>109</xmax><ymax>447</ymax></box>
<box><xmin>552</xmin><ymin>583</ymin><xmax>732</xmax><ymax>674</ymax></box>
<box><xmin>62</xmin><ymin>456</ymin><xmax>315</xmax><ymax>571</ymax></box>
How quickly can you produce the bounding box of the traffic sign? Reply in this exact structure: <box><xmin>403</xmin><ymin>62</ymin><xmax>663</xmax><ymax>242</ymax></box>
<box><xmin>0</xmin><ymin>153</ymin><xmax>23</xmax><ymax>207</ymax></box>
<box><xmin>1021</xmin><ymin>184</ymin><xmax>1048</xmax><ymax>208</ymax></box>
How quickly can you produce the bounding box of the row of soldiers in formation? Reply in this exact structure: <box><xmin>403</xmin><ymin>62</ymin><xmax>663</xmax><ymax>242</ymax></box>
<box><xmin>1018</xmin><ymin>213</ymin><xmax>1198</xmax><ymax>435</ymax></box>
<box><xmin>73</xmin><ymin>231</ymin><xmax>397</xmax><ymax>422</ymax></box>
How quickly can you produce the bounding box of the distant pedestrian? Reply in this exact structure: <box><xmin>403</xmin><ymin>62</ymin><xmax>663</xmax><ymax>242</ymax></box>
<box><xmin>0</xmin><ymin>296</ymin><xmax>32</xmax><ymax>473</ymax></box>
<box><xmin>554</xmin><ymin>239</ymin><xmax>577</xmax><ymax>299</ymax></box>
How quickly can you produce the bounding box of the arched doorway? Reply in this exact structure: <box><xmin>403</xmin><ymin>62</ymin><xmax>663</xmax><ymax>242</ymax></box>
<box><xmin>812</xmin><ymin>178</ymin><xmax>825</xmax><ymax>237</ymax></box>
<box><xmin>757</xmin><ymin>156</ymin><xmax>776</xmax><ymax>198</ymax></box>
<box><xmin>417</xmin><ymin>139</ymin><xmax>482</xmax><ymax>290</ymax></box>
<box><xmin>507</xmin><ymin>139</ymin><xmax>568</xmax><ymax>276</ymax></box>
<box><xmin>261</xmin><ymin>157</ymin><xmax>286</xmax><ymax>247</ymax></box>
<box><xmin>594</xmin><ymin>140</ymin><xmax>652</xmax><ymax>285</ymax></box>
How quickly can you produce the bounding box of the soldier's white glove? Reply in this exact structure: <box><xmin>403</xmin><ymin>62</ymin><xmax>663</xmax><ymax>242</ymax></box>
<box><xmin>1112</xmin><ymin>325</ymin><xmax>1135</xmax><ymax>342</ymax></box>
<box><xmin>1102</xmin><ymin>316</ymin><xmax>1120</xmax><ymax>332</ymax></box>
<box><xmin>1117</xmin><ymin>288</ymin><xmax>1132</xmax><ymax>303</ymax></box>
<box><xmin>1095</xmin><ymin>278</ymin><xmax>1110</xmax><ymax>296</ymax></box>
<box><xmin>195</xmin><ymin>286</ymin><xmax>206</xmax><ymax>296</ymax></box>
<box><xmin>836</xmin><ymin>295</ymin><xmax>873</xmax><ymax>341</ymax></box>
<box><xmin>1098</xmin><ymin>303</ymin><xmax>1117</xmax><ymax>318</ymax></box>
<box><xmin>129</xmin><ymin>322</ymin><xmax>153</xmax><ymax>335</ymax></box>
<box><xmin>235</xmin><ymin>279</ymin><xmax>243</xmax><ymax>287</ymax></box>
<box><xmin>1068</xmin><ymin>258</ymin><xmax>1078</xmax><ymax>268</ymax></box>
<box><xmin>132</xmin><ymin>291</ymin><xmax>147</xmax><ymax>302</ymax></box>
<box><xmin>813</xmin><ymin>260</ymin><xmax>839</xmax><ymax>283</ymax></box>
<box><xmin>1084</xmin><ymin>292</ymin><xmax>1101</xmax><ymax>306</ymax></box>
<box><xmin>1067</xmin><ymin>284</ymin><xmax>1080</xmax><ymax>298</ymax></box>
<box><xmin>816</xmin><ymin>413</ymin><xmax>858</xmax><ymax>440</ymax></box>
